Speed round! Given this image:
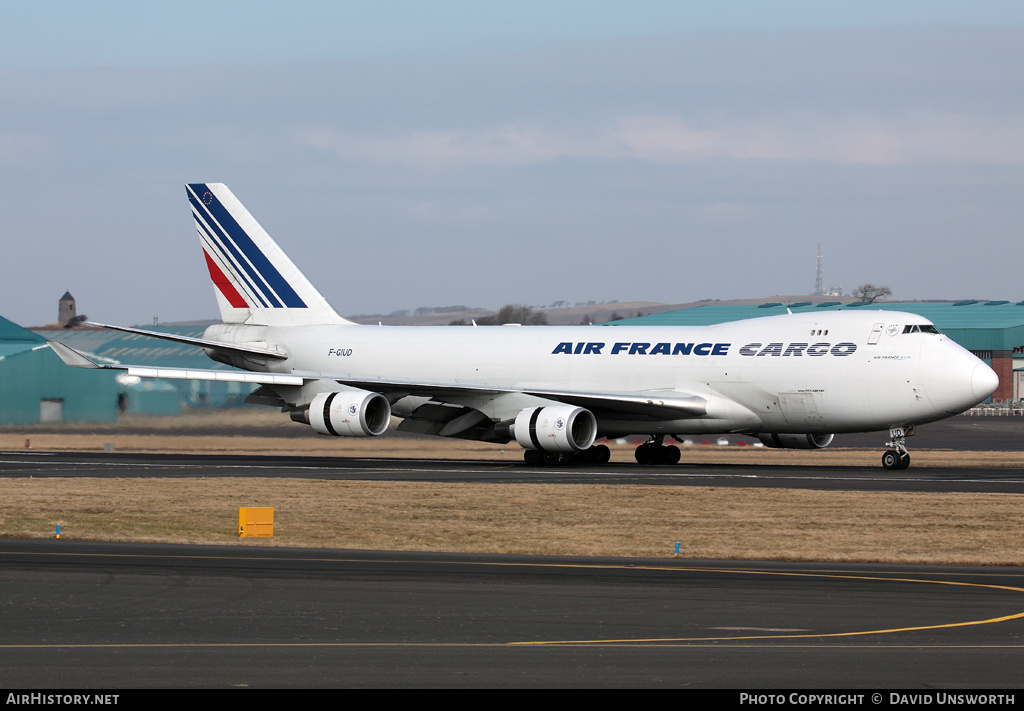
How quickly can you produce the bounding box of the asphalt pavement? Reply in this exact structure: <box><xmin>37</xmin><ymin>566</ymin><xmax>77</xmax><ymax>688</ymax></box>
<box><xmin>2</xmin><ymin>540</ymin><xmax>1022</xmax><ymax>688</ymax></box>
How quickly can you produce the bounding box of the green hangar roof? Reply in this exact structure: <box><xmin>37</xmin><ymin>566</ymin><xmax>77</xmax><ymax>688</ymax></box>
<box><xmin>0</xmin><ymin>316</ymin><xmax>120</xmax><ymax>424</ymax></box>
<box><xmin>615</xmin><ymin>302</ymin><xmax>1024</xmax><ymax>353</ymax></box>
<box><xmin>0</xmin><ymin>314</ymin><xmax>46</xmax><ymax>357</ymax></box>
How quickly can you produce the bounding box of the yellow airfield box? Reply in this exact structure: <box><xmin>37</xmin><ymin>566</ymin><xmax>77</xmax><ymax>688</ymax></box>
<box><xmin>239</xmin><ymin>507</ymin><xmax>274</xmax><ymax>537</ymax></box>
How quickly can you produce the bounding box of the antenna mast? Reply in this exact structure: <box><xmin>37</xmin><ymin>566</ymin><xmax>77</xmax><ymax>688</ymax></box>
<box><xmin>814</xmin><ymin>243</ymin><xmax>824</xmax><ymax>296</ymax></box>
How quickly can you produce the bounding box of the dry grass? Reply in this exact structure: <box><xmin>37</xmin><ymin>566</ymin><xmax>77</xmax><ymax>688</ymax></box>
<box><xmin>2</xmin><ymin>477</ymin><xmax>1022</xmax><ymax>566</ymax></box>
<box><xmin>2</xmin><ymin>410</ymin><xmax>1023</xmax><ymax>564</ymax></box>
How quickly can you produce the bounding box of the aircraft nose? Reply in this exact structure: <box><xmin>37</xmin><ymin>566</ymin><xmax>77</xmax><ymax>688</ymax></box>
<box><xmin>972</xmin><ymin>361</ymin><xmax>999</xmax><ymax>401</ymax></box>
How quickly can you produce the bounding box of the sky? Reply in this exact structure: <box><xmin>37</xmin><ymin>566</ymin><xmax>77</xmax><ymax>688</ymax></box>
<box><xmin>3</xmin><ymin>1</ymin><xmax>1024</xmax><ymax>326</ymax></box>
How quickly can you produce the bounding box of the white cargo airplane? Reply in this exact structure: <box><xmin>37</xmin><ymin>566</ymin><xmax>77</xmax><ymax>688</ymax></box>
<box><xmin>49</xmin><ymin>183</ymin><xmax>998</xmax><ymax>470</ymax></box>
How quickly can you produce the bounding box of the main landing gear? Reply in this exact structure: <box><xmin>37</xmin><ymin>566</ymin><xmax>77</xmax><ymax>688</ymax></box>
<box><xmin>523</xmin><ymin>444</ymin><xmax>611</xmax><ymax>466</ymax></box>
<box><xmin>634</xmin><ymin>435</ymin><xmax>681</xmax><ymax>465</ymax></box>
<box><xmin>882</xmin><ymin>426</ymin><xmax>913</xmax><ymax>470</ymax></box>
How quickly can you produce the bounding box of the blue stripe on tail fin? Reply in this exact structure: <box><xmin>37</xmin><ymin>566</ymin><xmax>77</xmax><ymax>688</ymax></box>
<box><xmin>187</xmin><ymin>183</ymin><xmax>352</xmax><ymax>327</ymax></box>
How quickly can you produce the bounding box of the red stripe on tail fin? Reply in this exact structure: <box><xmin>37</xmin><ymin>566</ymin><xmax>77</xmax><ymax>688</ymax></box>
<box><xmin>203</xmin><ymin>249</ymin><xmax>249</xmax><ymax>308</ymax></box>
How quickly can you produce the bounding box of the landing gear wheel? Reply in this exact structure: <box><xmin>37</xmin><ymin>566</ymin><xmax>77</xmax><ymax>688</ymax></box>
<box><xmin>525</xmin><ymin>444</ymin><xmax>611</xmax><ymax>467</ymax></box>
<box><xmin>635</xmin><ymin>443</ymin><xmax>654</xmax><ymax>465</ymax></box>
<box><xmin>542</xmin><ymin>451</ymin><xmax>566</xmax><ymax>466</ymax></box>
<box><xmin>882</xmin><ymin>450</ymin><xmax>911</xmax><ymax>470</ymax></box>
<box><xmin>635</xmin><ymin>439</ymin><xmax>679</xmax><ymax>465</ymax></box>
<box><xmin>592</xmin><ymin>444</ymin><xmax>611</xmax><ymax>464</ymax></box>
<box><xmin>569</xmin><ymin>444</ymin><xmax>612</xmax><ymax>465</ymax></box>
<box><xmin>882</xmin><ymin>450</ymin><xmax>901</xmax><ymax>470</ymax></box>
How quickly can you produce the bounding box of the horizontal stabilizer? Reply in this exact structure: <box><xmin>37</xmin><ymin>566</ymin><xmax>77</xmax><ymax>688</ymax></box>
<box><xmin>86</xmin><ymin>322</ymin><xmax>288</xmax><ymax>359</ymax></box>
<box><xmin>48</xmin><ymin>341</ymin><xmax>303</xmax><ymax>385</ymax></box>
<box><xmin>48</xmin><ymin>341</ymin><xmax>102</xmax><ymax>369</ymax></box>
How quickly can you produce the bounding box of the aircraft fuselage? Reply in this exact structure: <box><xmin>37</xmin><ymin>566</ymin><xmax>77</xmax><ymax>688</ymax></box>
<box><xmin>205</xmin><ymin>309</ymin><xmax>995</xmax><ymax>438</ymax></box>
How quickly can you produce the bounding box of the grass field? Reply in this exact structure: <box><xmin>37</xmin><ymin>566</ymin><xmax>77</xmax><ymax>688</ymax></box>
<box><xmin>2</xmin><ymin>410</ymin><xmax>1022</xmax><ymax>565</ymax></box>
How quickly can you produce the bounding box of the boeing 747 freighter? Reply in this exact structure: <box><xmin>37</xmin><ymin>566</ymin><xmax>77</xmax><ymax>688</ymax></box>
<box><xmin>49</xmin><ymin>184</ymin><xmax>998</xmax><ymax>469</ymax></box>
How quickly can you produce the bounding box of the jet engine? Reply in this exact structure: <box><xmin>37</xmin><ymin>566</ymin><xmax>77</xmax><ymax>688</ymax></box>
<box><xmin>512</xmin><ymin>406</ymin><xmax>597</xmax><ymax>452</ymax></box>
<box><xmin>757</xmin><ymin>433</ymin><xmax>834</xmax><ymax>449</ymax></box>
<box><xmin>296</xmin><ymin>390</ymin><xmax>392</xmax><ymax>437</ymax></box>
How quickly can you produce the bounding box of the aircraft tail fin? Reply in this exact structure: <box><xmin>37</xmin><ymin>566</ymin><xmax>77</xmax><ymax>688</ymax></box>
<box><xmin>186</xmin><ymin>183</ymin><xmax>353</xmax><ymax>326</ymax></box>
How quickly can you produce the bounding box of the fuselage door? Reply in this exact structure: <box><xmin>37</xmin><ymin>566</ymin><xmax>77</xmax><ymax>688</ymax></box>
<box><xmin>867</xmin><ymin>322</ymin><xmax>884</xmax><ymax>345</ymax></box>
<box><xmin>778</xmin><ymin>392</ymin><xmax>825</xmax><ymax>428</ymax></box>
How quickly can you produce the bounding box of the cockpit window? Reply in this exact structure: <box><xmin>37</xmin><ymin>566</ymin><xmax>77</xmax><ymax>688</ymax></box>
<box><xmin>902</xmin><ymin>324</ymin><xmax>941</xmax><ymax>334</ymax></box>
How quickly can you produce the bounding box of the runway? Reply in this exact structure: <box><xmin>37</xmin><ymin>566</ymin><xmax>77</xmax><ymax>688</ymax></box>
<box><xmin>2</xmin><ymin>539</ymin><xmax>1023</xmax><ymax>688</ymax></box>
<box><xmin>3</xmin><ymin>418</ymin><xmax>1023</xmax><ymax>687</ymax></box>
<box><xmin>3</xmin><ymin>450</ymin><xmax>1024</xmax><ymax>493</ymax></box>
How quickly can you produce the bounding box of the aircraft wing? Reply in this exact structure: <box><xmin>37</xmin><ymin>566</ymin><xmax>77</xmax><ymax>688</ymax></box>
<box><xmin>49</xmin><ymin>341</ymin><xmax>707</xmax><ymax>419</ymax></box>
<box><xmin>322</xmin><ymin>376</ymin><xmax>708</xmax><ymax>419</ymax></box>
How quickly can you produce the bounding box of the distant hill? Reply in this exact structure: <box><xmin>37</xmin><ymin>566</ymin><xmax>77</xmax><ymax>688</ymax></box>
<box><xmin>345</xmin><ymin>295</ymin><xmax>869</xmax><ymax>326</ymax></box>
<box><xmin>111</xmin><ymin>294</ymin><xmax>976</xmax><ymax>329</ymax></box>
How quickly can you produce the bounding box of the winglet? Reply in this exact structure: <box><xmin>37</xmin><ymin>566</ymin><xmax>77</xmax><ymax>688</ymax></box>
<box><xmin>48</xmin><ymin>341</ymin><xmax>103</xmax><ymax>369</ymax></box>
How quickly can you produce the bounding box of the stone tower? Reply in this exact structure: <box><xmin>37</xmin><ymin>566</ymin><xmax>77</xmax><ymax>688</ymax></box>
<box><xmin>58</xmin><ymin>291</ymin><xmax>76</xmax><ymax>327</ymax></box>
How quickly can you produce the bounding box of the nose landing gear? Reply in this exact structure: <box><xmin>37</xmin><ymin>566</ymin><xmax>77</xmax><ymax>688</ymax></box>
<box><xmin>882</xmin><ymin>426</ymin><xmax>914</xmax><ymax>470</ymax></box>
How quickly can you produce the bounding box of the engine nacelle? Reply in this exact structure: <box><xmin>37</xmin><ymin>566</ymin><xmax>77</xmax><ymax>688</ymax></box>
<box><xmin>305</xmin><ymin>390</ymin><xmax>391</xmax><ymax>437</ymax></box>
<box><xmin>757</xmin><ymin>433</ymin><xmax>835</xmax><ymax>449</ymax></box>
<box><xmin>513</xmin><ymin>406</ymin><xmax>597</xmax><ymax>452</ymax></box>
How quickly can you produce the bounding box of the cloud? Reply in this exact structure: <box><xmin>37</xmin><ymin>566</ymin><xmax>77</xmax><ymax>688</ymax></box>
<box><xmin>616</xmin><ymin>114</ymin><xmax>1024</xmax><ymax>165</ymax></box>
<box><xmin>294</xmin><ymin>112</ymin><xmax>1024</xmax><ymax>169</ymax></box>
<box><xmin>0</xmin><ymin>132</ymin><xmax>56</xmax><ymax>167</ymax></box>
<box><xmin>699</xmin><ymin>202</ymin><xmax>754</xmax><ymax>223</ymax></box>
<box><xmin>410</xmin><ymin>201</ymin><xmax>490</xmax><ymax>226</ymax></box>
<box><xmin>295</xmin><ymin>125</ymin><xmax>577</xmax><ymax>166</ymax></box>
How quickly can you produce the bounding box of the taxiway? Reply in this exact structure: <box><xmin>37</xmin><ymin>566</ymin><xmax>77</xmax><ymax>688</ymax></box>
<box><xmin>2</xmin><ymin>539</ymin><xmax>1023</xmax><ymax>688</ymax></box>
